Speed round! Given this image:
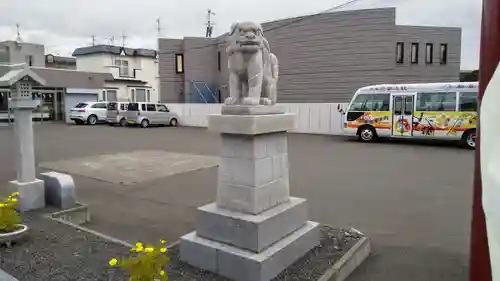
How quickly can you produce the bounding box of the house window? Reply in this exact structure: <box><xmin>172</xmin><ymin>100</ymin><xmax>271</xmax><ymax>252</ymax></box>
<box><xmin>425</xmin><ymin>43</ymin><xmax>433</xmax><ymax>64</ymax></box>
<box><xmin>102</xmin><ymin>89</ymin><xmax>117</xmax><ymax>101</ymax></box>
<box><xmin>115</xmin><ymin>59</ymin><xmax>129</xmax><ymax>77</ymax></box>
<box><xmin>175</xmin><ymin>54</ymin><xmax>184</xmax><ymax>74</ymax></box>
<box><xmin>217</xmin><ymin>51</ymin><xmax>221</xmax><ymax>72</ymax></box>
<box><xmin>410</xmin><ymin>43</ymin><xmax>419</xmax><ymax>64</ymax></box>
<box><xmin>131</xmin><ymin>89</ymin><xmax>135</xmax><ymax>102</ymax></box>
<box><xmin>396</xmin><ymin>42</ymin><xmax>404</xmax><ymax>64</ymax></box>
<box><xmin>25</xmin><ymin>55</ymin><xmax>33</xmax><ymax>66</ymax></box>
<box><xmin>135</xmin><ymin>89</ymin><xmax>146</xmax><ymax>102</ymax></box>
<box><xmin>147</xmin><ymin>90</ymin><xmax>151</xmax><ymax>102</ymax></box>
<box><xmin>440</xmin><ymin>44</ymin><xmax>448</xmax><ymax>64</ymax></box>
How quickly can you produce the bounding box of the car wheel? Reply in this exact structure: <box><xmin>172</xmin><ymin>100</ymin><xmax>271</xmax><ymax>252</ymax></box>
<box><xmin>119</xmin><ymin>118</ymin><xmax>127</xmax><ymax>127</ymax></box>
<box><xmin>358</xmin><ymin>126</ymin><xmax>377</xmax><ymax>142</ymax></box>
<box><xmin>87</xmin><ymin>115</ymin><xmax>98</xmax><ymax>125</ymax></box>
<box><xmin>461</xmin><ymin>129</ymin><xmax>476</xmax><ymax>149</ymax></box>
<box><xmin>169</xmin><ymin>118</ymin><xmax>178</xmax><ymax>127</ymax></box>
<box><xmin>141</xmin><ymin>119</ymin><xmax>149</xmax><ymax>128</ymax></box>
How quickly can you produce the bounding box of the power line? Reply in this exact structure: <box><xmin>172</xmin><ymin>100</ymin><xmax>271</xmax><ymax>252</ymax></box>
<box><xmin>158</xmin><ymin>0</ymin><xmax>367</xmax><ymax>55</ymax></box>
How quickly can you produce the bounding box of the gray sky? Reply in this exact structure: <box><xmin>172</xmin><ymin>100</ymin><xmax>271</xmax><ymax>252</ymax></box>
<box><xmin>0</xmin><ymin>0</ymin><xmax>481</xmax><ymax>70</ymax></box>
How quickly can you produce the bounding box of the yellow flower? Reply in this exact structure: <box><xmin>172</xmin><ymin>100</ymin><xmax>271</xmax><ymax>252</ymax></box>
<box><xmin>12</xmin><ymin>192</ymin><xmax>19</xmax><ymax>196</ymax></box>
<box><xmin>10</xmin><ymin>198</ymin><xmax>17</xmax><ymax>203</ymax></box>
<box><xmin>135</xmin><ymin>242</ymin><xmax>143</xmax><ymax>248</ymax></box>
<box><xmin>160</xmin><ymin>239</ymin><xmax>166</xmax><ymax>244</ymax></box>
<box><xmin>145</xmin><ymin>247</ymin><xmax>154</xmax><ymax>253</ymax></box>
<box><xmin>0</xmin><ymin>203</ymin><xmax>4</xmax><ymax>207</ymax></box>
<box><xmin>160</xmin><ymin>247</ymin><xmax>167</xmax><ymax>253</ymax></box>
<box><xmin>160</xmin><ymin>270</ymin><xmax>165</xmax><ymax>276</ymax></box>
<box><xmin>109</xmin><ymin>258</ymin><xmax>118</xmax><ymax>266</ymax></box>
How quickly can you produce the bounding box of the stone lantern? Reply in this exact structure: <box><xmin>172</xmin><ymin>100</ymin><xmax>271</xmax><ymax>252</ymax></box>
<box><xmin>0</xmin><ymin>63</ymin><xmax>46</xmax><ymax>211</ymax></box>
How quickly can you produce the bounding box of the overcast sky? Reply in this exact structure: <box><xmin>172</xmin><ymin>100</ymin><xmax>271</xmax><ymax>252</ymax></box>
<box><xmin>0</xmin><ymin>0</ymin><xmax>481</xmax><ymax>70</ymax></box>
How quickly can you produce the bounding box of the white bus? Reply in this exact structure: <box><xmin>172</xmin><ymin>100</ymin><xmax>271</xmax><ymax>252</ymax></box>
<box><xmin>339</xmin><ymin>82</ymin><xmax>478</xmax><ymax>149</ymax></box>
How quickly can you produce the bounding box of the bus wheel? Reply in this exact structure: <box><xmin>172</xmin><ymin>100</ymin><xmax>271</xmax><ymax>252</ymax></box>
<box><xmin>358</xmin><ymin>126</ymin><xmax>377</xmax><ymax>142</ymax></box>
<box><xmin>461</xmin><ymin>129</ymin><xmax>476</xmax><ymax>149</ymax></box>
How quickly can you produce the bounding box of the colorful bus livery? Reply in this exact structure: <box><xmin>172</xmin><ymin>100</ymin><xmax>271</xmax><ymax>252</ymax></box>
<box><xmin>341</xmin><ymin>82</ymin><xmax>478</xmax><ymax>149</ymax></box>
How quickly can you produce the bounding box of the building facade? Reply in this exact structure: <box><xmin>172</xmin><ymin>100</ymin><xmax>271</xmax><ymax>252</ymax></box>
<box><xmin>72</xmin><ymin>45</ymin><xmax>160</xmax><ymax>103</ymax></box>
<box><xmin>158</xmin><ymin>8</ymin><xmax>461</xmax><ymax>103</ymax></box>
<box><xmin>0</xmin><ymin>41</ymin><xmax>45</xmax><ymax>67</ymax></box>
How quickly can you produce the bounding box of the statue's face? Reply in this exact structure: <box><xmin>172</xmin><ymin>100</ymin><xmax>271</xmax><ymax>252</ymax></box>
<box><xmin>231</xmin><ymin>22</ymin><xmax>263</xmax><ymax>53</ymax></box>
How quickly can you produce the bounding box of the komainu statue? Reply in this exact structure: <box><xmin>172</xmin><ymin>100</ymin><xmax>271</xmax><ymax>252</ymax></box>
<box><xmin>225</xmin><ymin>21</ymin><xmax>279</xmax><ymax>105</ymax></box>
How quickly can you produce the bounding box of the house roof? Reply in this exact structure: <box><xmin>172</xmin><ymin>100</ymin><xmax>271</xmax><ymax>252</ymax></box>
<box><xmin>0</xmin><ymin>64</ymin><xmax>46</xmax><ymax>86</ymax></box>
<box><xmin>31</xmin><ymin>68</ymin><xmax>113</xmax><ymax>89</ymax></box>
<box><xmin>45</xmin><ymin>54</ymin><xmax>76</xmax><ymax>65</ymax></box>
<box><xmin>72</xmin><ymin>45</ymin><xmax>157</xmax><ymax>58</ymax></box>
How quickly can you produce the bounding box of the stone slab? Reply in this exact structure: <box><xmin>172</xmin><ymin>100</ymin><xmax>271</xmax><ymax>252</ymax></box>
<box><xmin>219</xmin><ymin>132</ymin><xmax>288</xmax><ymax>160</ymax></box>
<box><xmin>180</xmin><ymin>221</ymin><xmax>320</xmax><ymax>281</ymax></box>
<box><xmin>40</xmin><ymin>171</ymin><xmax>76</xmax><ymax>209</ymax></box>
<box><xmin>208</xmin><ymin>113</ymin><xmax>297</xmax><ymax>135</ymax></box>
<box><xmin>216</xmin><ymin>179</ymin><xmax>290</xmax><ymax>215</ymax></box>
<box><xmin>221</xmin><ymin>105</ymin><xmax>286</xmax><ymax>115</ymax></box>
<box><xmin>196</xmin><ymin>197</ymin><xmax>308</xmax><ymax>252</ymax></box>
<box><xmin>7</xmin><ymin>179</ymin><xmax>45</xmax><ymax>212</ymax></box>
<box><xmin>38</xmin><ymin>150</ymin><xmax>219</xmax><ymax>185</ymax></box>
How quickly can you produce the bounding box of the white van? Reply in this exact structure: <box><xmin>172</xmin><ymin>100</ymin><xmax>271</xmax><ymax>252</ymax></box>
<box><xmin>125</xmin><ymin>102</ymin><xmax>179</xmax><ymax>128</ymax></box>
<box><xmin>106</xmin><ymin>102</ymin><xmax>129</xmax><ymax>126</ymax></box>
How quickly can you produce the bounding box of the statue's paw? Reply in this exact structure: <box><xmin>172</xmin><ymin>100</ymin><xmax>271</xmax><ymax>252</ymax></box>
<box><xmin>260</xmin><ymin>98</ymin><xmax>273</xmax><ymax>105</ymax></box>
<box><xmin>242</xmin><ymin>97</ymin><xmax>260</xmax><ymax>105</ymax></box>
<box><xmin>224</xmin><ymin>97</ymin><xmax>238</xmax><ymax>105</ymax></box>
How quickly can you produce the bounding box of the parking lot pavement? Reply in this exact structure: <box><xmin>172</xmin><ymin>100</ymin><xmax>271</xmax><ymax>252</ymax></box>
<box><xmin>0</xmin><ymin>123</ymin><xmax>473</xmax><ymax>281</ymax></box>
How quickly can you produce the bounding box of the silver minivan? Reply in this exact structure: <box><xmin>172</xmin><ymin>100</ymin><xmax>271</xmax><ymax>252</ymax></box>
<box><xmin>125</xmin><ymin>102</ymin><xmax>179</xmax><ymax>128</ymax></box>
<box><xmin>106</xmin><ymin>102</ymin><xmax>129</xmax><ymax>126</ymax></box>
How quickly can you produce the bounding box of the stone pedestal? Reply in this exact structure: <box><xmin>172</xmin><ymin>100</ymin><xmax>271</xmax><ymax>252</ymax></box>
<box><xmin>10</xmin><ymin>108</ymin><xmax>45</xmax><ymax>211</ymax></box>
<box><xmin>180</xmin><ymin>106</ymin><xmax>320</xmax><ymax>281</ymax></box>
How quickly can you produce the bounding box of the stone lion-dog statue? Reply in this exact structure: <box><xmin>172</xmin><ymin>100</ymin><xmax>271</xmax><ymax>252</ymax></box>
<box><xmin>225</xmin><ymin>21</ymin><xmax>279</xmax><ymax>106</ymax></box>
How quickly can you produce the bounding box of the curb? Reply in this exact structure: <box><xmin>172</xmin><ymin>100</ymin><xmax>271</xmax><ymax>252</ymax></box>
<box><xmin>317</xmin><ymin>236</ymin><xmax>371</xmax><ymax>281</ymax></box>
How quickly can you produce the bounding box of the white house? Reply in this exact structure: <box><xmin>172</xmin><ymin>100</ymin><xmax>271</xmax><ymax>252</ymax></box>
<box><xmin>72</xmin><ymin>45</ymin><xmax>159</xmax><ymax>103</ymax></box>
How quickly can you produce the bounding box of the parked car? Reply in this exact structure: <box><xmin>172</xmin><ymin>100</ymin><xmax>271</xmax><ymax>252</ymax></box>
<box><xmin>106</xmin><ymin>102</ymin><xmax>129</xmax><ymax>126</ymax></box>
<box><xmin>69</xmin><ymin>101</ymin><xmax>108</xmax><ymax>125</ymax></box>
<box><xmin>125</xmin><ymin>102</ymin><xmax>179</xmax><ymax>128</ymax></box>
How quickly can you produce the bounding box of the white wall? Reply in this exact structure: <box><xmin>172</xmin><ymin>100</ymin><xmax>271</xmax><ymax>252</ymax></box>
<box><xmin>76</xmin><ymin>54</ymin><xmax>111</xmax><ymax>73</ymax></box>
<box><xmin>167</xmin><ymin>103</ymin><xmax>348</xmax><ymax>135</ymax></box>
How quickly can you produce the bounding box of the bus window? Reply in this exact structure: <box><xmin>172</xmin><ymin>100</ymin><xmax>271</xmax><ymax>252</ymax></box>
<box><xmin>394</xmin><ymin>96</ymin><xmax>402</xmax><ymax>115</ymax></box>
<box><xmin>459</xmin><ymin>92</ymin><xmax>478</xmax><ymax>112</ymax></box>
<box><xmin>416</xmin><ymin>92</ymin><xmax>456</xmax><ymax>112</ymax></box>
<box><xmin>349</xmin><ymin>94</ymin><xmax>390</xmax><ymax>111</ymax></box>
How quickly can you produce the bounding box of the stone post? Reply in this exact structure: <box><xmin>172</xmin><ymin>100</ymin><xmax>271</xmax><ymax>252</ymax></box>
<box><xmin>179</xmin><ymin>105</ymin><xmax>320</xmax><ymax>281</ymax></box>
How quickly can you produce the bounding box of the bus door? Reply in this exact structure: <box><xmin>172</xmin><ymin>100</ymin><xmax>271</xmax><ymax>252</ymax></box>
<box><xmin>392</xmin><ymin>95</ymin><xmax>414</xmax><ymax>137</ymax></box>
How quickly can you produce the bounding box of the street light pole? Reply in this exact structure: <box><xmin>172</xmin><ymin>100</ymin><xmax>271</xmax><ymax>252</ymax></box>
<box><xmin>469</xmin><ymin>0</ymin><xmax>499</xmax><ymax>280</ymax></box>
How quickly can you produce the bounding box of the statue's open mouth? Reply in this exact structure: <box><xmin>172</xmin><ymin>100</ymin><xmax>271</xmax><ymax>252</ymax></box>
<box><xmin>239</xmin><ymin>41</ymin><xmax>260</xmax><ymax>46</ymax></box>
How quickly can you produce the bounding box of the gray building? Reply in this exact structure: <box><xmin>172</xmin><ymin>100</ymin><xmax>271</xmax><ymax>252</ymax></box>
<box><xmin>158</xmin><ymin>8</ymin><xmax>461</xmax><ymax>103</ymax></box>
<box><xmin>0</xmin><ymin>41</ymin><xmax>45</xmax><ymax>67</ymax></box>
<box><xmin>45</xmin><ymin>54</ymin><xmax>77</xmax><ymax>70</ymax></box>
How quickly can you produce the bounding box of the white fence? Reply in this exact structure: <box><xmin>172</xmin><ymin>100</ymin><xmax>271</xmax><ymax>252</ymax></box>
<box><xmin>168</xmin><ymin>103</ymin><xmax>348</xmax><ymax>135</ymax></box>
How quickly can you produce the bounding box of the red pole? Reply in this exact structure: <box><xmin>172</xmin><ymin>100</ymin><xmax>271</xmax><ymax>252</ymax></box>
<box><xmin>469</xmin><ymin>0</ymin><xmax>499</xmax><ymax>280</ymax></box>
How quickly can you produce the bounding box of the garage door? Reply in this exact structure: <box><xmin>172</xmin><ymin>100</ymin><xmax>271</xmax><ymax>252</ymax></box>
<box><xmin>64</xmin><ymin>93</ymin><xmax>98</xmax><ymax>123</ymax></box>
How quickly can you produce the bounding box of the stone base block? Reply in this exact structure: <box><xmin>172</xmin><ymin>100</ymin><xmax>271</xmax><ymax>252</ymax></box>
<box><xmin>8</xmin><ymin>179</ymin><xmax>45</xmax><ymax>212</ymax></box>
<box><xmin>217</xmin><ymin>179</ymin><xmax>290</xmax><ymax>215</ymax></box>
<box><xmin>221</xmin><ymin>105</ymin><xmax>286</xmax><ymax>116</ymax></box>
<box><xmin>208</xmin><ymin>113</ymin><xmax>297</xmax><ymax>135</ymax></box>
<box><xmin>40</xmin><ymin>171</ymin><xmax>76</xmax><ymax>209</ymax></box>
<box><xmin>197</xmin><ymin>197</ymin><xmax>308</xmax><ymax>252</ymax></box>
<box><xmin>180</xmin><ymin>221</ymin><xmax>320</xmax><ymax>281</ymax></box>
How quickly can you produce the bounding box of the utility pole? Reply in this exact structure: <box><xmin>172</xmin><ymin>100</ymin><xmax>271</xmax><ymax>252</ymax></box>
<box><xmin>205</xmin><ymin>9</ymin><xmax>216</xmax><ymax>38</ymax></box>
<box><xmin>121</xmin><ymin>34</ymin><xmax>127</xmax><ymax>47</ymax></box>
<box><xmin>469</xmin><ymin>0</ymin><xmax>498</xmax><ymax>280</ymax></box>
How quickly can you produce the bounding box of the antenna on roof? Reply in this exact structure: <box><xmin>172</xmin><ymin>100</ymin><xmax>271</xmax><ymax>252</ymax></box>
<box><xmin>120</xmin><ymin>34</ymin><xmax>127</xmax><ymax>47</ymax></box>
<box><xmin>156</xmin><ymin>18</ymin><xmax>162</xmax><ymax>38</ymax></box>
<box><xmin>205</xmin><ymin>9</ymin><xmax>216</xmax><ymax>37</ymax></box>
<box><xmin>108</xmin><ymin>36</ymin><xmax>115</xmax><ymax>46</ymax></box>
<box><xmin>91</xmin><ymin>35</ymin><xmax>96</xmax><ymax>46</ymax></box>
<box><xmin>15</xmin><ymin>24</ymin><xmax>22</xmax><ymax>43</ymax></box>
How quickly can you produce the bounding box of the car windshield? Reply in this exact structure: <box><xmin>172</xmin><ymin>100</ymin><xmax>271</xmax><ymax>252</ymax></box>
<box><xmin>74</xmin><ymin>103</ymin><xmax>88</xmax><ymax>108</ymax></box>
<box><xmin>107</xmin><ymin>103</ymin><xmax>118</xmax><ymax>110</ymax></box>
<box><xmin>127</xmin><ymin>103</ymin><xmax>139</xmax><ymax>111</ymax></box>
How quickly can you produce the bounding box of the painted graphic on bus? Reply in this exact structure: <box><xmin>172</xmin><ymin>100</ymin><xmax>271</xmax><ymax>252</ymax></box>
<box><xmin>412</xmin><ymin>112</ymin><xmax>477</xmax><ymax>137</ymax></box>
<box><xmin>345</xmin><ymin>112</ymin><xmax>391</xmax><ymax>129</ymax></box>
